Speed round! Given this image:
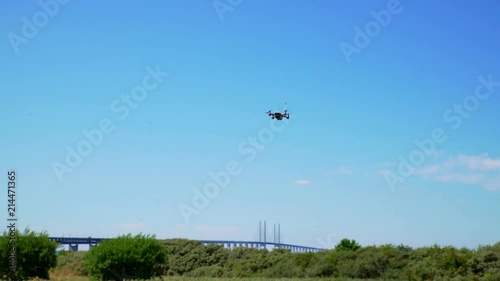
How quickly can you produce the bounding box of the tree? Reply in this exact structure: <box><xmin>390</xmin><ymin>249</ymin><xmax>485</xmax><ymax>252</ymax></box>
<box><xmin>0</xmin><ymin>227</ymin><xmax>58</xmax><ymax>280</ymax></box>
<box><xmin>161</xmin><ymin>238</ymin><xmax>204</xmax><ymax>275</ymax></box>
<box><xmin>85</xmin><ymin>233</ymin><xmax>167</xmax><ymax>281</ymax></box>
<box><xmin>335</xmin><ymin>238</ymin><xmax>361</xmax><ymax>252</ymax></box>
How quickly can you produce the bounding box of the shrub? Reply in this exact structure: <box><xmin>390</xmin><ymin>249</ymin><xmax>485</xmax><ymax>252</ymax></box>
<box><xmin>0</xmin><ymin>228</ymin><xmax>58</xmax><ymax>280</ymax></box>
<box><xmin>85</xmin><ymin>233</ymin><xmax>167</xmax><ymax>281</ymax></box>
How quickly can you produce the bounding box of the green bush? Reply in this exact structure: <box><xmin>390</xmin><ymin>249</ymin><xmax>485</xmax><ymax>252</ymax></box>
<box><xmin>335</xmin><ymin>238</ymin><xmax>361</xmax><ymax>252</ymax></box>
<box><xmin>161</xmin><ymin>238</ymin><xmax>204</xmax><ymax>275</ymax></box>
<box><xmin>224</xmin><ymin>247</ymin><xmax>269</xmax><ymax>277</ymax></box>
<box><xmin>45</xmin><ymin>236</ymin><xmax>500</xmax><ymax>280</ymax></box>
<box><xmin>304</xmin><ymin>251</ymin><xmax>336</xmax><ymax>277</ymax></box>
<box><xmin>0</xmin><ymin>228</ymin><xmax>58</xmax><ymax>280</ymax></box>
<box><xmin>85</xmin><ymin>233</ymin><xmax>167</xmax><ymax>281</ymax></box>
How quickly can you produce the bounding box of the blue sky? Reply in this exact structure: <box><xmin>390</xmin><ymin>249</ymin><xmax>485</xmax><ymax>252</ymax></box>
<box><xmin>1</xmin><ymin>0</ymin><xmax>500</xmax><ymax>250</ymax></box>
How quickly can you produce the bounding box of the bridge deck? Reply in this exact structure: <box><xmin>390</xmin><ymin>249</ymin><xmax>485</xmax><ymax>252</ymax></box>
<box><xmin>49</xmin><ymin>237</ymin><xmax>327</xmax><ymax>252</ymax></box>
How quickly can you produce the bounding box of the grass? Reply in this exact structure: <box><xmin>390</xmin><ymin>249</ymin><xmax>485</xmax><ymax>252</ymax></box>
<box><xmin>39</xmin><ymin>277</ymin><xmax>386</xmax><ymax>281</ymax></box>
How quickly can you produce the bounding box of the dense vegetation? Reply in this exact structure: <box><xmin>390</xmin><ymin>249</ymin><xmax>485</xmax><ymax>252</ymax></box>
<box><xmin>0</xmin><ymin>228</ymin><xmax>58</xmax><ymax>280</ymax></box>
<box><xmin>3</xmin><ymin>229</ymin><xmax>500</xmax><ymax>281</ymax></box>
<box><xmin>57</xmin><ymin>237</ymin><xmax>500</xmax><ymax>281</ymax></box>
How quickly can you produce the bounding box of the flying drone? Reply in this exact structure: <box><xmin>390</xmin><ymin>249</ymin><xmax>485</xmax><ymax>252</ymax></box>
<box><xmin>266</xmin><ymin>110</ymin><xmax>289</xmax><ymax>120</ymax></box>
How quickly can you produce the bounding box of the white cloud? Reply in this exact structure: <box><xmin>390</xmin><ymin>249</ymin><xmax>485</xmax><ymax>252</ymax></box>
<box><xmin>415</xmin><ymin>153</ymin><xmax>500</xmax><ymax>191</ymax></box>
<box><xmin>456</xmin><ymin>154</ymin><xmax>500</xmax><ymax>171</ymax></box>
<box><xmin>433</xmin><ymin>173</ymin><xmax>484</xmax><ymax>184</ymax></box>
<box><xmin>295</xmin><ymin>179</ymin><xmax>312</xmax><ymax>185</ymax></box>
<box><xmin>414</xmin><ymin>165</ymin><xmax>441</xmax><ymax>176</ymax></box>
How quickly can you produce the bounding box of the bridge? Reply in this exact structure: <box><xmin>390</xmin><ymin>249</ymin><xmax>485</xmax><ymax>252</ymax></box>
<box><xmin>49</xmin><ymin>237</ymin><xmax>326</xmax><ymax>253</ymax></box>
<box><xmin>49</xmin><ymin>221</ymin><xmax>327</xmax><ymax>253</ymax></box>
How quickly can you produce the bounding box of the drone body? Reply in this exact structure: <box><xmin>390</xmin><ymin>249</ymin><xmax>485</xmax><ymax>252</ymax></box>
<box><xmin>266</xmin><ymin>110</ymin><xmax>289</xmax><ymax>120</ymax></box>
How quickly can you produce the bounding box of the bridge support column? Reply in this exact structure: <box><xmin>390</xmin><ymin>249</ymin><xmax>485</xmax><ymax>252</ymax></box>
<box><xmin>69</xmin><ymin>244</ymin><xmax>78</xmax><ymax>252</ymax></box>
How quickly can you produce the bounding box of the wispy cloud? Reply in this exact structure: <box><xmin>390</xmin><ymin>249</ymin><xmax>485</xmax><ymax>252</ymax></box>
<box><xmin>414</xmin><ymin>165</ymin><xmax>441</xmax><ymax>176</ymax></box>
<box><xmin>113</xmin><ymin>223</ymin><xmax>145</xmax><ymax>230</ymax></box>
<box><xmin>295</xmin><ymin>179</ymin><xmax>312</xmax><ymax>185</ymax></box>
<box><xmin>433</xmin><ymin>173</ymin><xmax>484</xmax><ymax>184</ymax></box>
<box><xmin>455</xmin><ymin>154</ymin><xmax>500</xmax><ymax>171</ymax></box>
<box><xmin>415</xmin><ymin>153</ymin><xmax>500</xmax><ymax>191</ymax></box>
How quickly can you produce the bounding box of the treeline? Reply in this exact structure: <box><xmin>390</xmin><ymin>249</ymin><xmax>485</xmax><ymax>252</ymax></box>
<box><xmin>2</xmin><ymin>229</ymin><xmax>500</xmax><ymax>281</ymax></box>
<box><xmin>59</xmin><ymin>236</ymin><xmax>500</xmax><ymax>281</ymax></box>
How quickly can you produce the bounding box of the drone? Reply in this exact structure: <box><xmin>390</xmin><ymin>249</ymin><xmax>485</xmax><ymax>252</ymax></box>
<box><xmin>266</xmin><ymin>110</ymin><xmax>289</xmax><ymax>120</ymax></box>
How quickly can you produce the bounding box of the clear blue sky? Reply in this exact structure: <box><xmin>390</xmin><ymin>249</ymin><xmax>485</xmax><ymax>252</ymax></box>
<box><xmin>1</xmin><ymin>0</ymin><xmax>500</xmax><ymax>250</ymax></box>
